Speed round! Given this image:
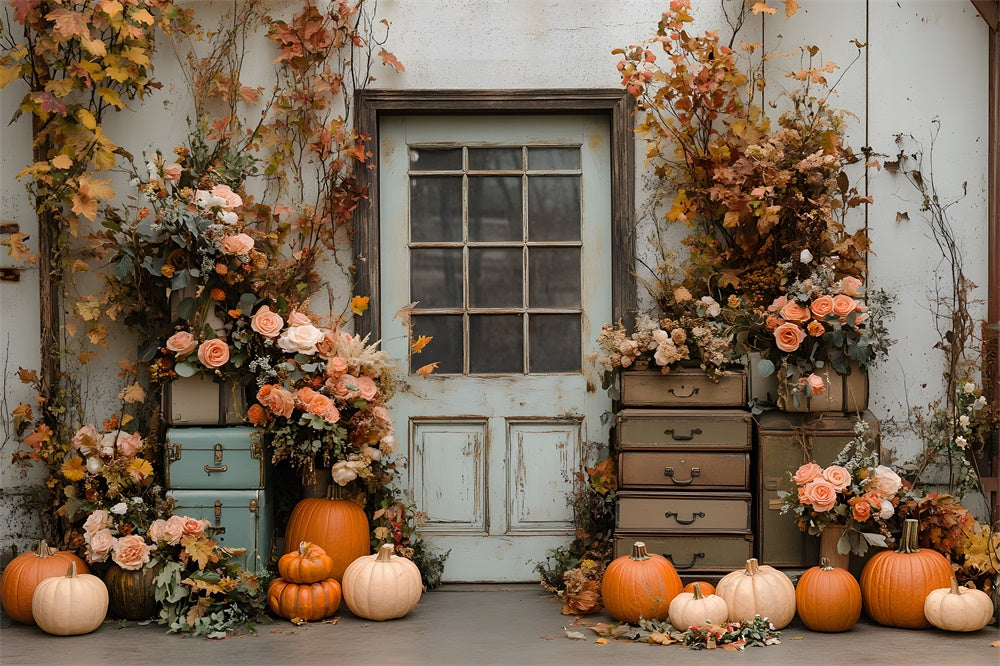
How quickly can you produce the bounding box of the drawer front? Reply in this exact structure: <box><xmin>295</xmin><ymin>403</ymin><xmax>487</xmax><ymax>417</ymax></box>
<box><xmin>614</xmin><ymin>533</ymin><xmax>754</xmax><ymax>572</ymax></box>
<box><xmin>619</xmin><ymin>452</ymin><xmax>749</xmax><ymax>490</ymax></box>
<box><xmin>620</xmin><ymin>369</ymin><xmax>746</xmax><ymax>408</ymax></box>
<box><xmin>617</xmin><ymin>410</ymin><xmax>751</xmax><ymax>450</ymax></box>
<box><xmin>165</xmin><ymin>427</ymin><xmax>265</xmax><ymax>489</ymax></box>
<box><xmin>167</xmin><ymin>489</ymin><xmax>272</xmax><ymax>573</ymax></box>
<box><xmin>616</xmin><ymin>492</ymin><xmax>751</xmax><ymax>532</ymax></box>
<box><xmin>164</xmin><ymin>376</ymin><xmax>247</xmax><ymax>426</ymax></box>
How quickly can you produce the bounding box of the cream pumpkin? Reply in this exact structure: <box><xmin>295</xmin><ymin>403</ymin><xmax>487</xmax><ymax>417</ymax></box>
<box><xmin>342</xmin><ymin>544</ymin><xmax>422</xmax><ymax>621</ymax></box>
<box><xmin>31</xmin><ymin>562</ymin><xmax>108</xmax><ymax>636</ymax></box>
<box><xmin>923</xmin><ymin>578</ymin><xmax>995</xmax><ymax>632</ymax></box>
<box><xmin>668</xmin><ymin>582</ymin><xmax>729</xmax><ymax>630</ymax></box>
<box><xmin>715</xmin><ymin>558</ymin><xmax>796</xmax><ymax>629</ymax></box>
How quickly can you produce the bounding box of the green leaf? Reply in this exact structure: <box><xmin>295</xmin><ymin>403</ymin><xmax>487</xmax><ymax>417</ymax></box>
<box><xmin>175</xmin><ymin>361</ymin><xmax>198</xmax><ymax>378</ymax></box>
<box><xmin>756</xmin><ymin>358</ymin><xmax>775</xmax><ymax>377</ymax></box>
<box><xmin>177</xmin><ymin>297</ymin><xmax>196</xmax><ymax>321</ymax></box>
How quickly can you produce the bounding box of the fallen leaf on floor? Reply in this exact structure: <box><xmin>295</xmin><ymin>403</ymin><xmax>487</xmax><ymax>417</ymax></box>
<box><xmin>565</xmin><ymin>629</ymin><xmax>587</xmax><ymax>640</ymax></box>
<box><xmin>788</xmin><ymin>636</ymin><xmax>804</xmax><ymax>640</ymax></box>
<box><xmin>992</xmin><ymin>641</ymin><xmax>1000</xmax><ymax>648</ymax></box>
<box><xmin>648</xmin><ymin>632</ymin><xmax>675</xmax><ymax>645</ymax></box>
<box><xmin>539</xmin><ymin>635</ymin><xmax>558</xmax><ymax>640</ymax></box>
<box><xmin>570</xmin><ymin>616</ymin><xmax>592</xmax><ymax>626</ymax></box>
<box><xmin>595</xmin><ymin>638</ymin><xmax>609</xmax><ymax>645</ymax></box>
<box><xmin>321</xmin><ymin>617</ymin><xmax>340</xmax><ymax>625</ymax></box>
<box><xmin>588</xmin><ymin>623</ymin><xmax>612</xmax><ymax>636</ymax></box>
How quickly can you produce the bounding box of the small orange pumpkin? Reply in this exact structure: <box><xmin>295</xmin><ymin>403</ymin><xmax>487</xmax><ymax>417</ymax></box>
<box><xmin>278</xmin><ymin>542</ymin><xmax>335</xmax><ymax>584</ymax></box>
<box><xmin>284</xmin><ymin>490</ymin><xmax>369</xmax><ymax>583</ymax></box>
<box><xmin>267</xmin><ymin>577</ymin><xmax>342</xmax><ymax>621</ymax></box>
<box><xmin>795</xmin><ymin>558</ymin><xmax>862</xmax><ymax>632</ymax></box>
<box><xmin>0</xmin><ymin>540</ymin><xmax>89</xmax><ymax>625</ymax></box>
<box><xmin>860</xmin><ymin>518</ymin><xmax>953</xmax><ymax>629</ymax></box>
<box><xmin>682</xmin><ymin>580</ymin><xmax>716</xmax><ymax>596</ymax></box>
<box><xmin>601</xmin><ymin>542</ymin><xmax>682</xmax><ymax>624</ymax></box>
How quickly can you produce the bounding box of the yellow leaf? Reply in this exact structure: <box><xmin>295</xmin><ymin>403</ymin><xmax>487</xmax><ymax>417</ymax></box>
<box><xmin>65</xmin><ymin>322</ymin><xmax>78</xmax><ymax>337</ymax></box>
<box><xmin>97</xmin><ymin>0</ymin><xmax>123</xmax><ymax>18</ymax></box>
<box><xmin>415</xmin><ymin>362</ymin><xmax>438</xmax><ymax>378</ymax></box>
<box><xmin>87</xmin><ymin>324</ymin><xmax>108</xmax><ymax>347</ymax></box>
<box><xmin>126</xmin><ymin>458</ymin><xmax>153</xmax><ymax>479</ymax></box>
<box><xmin>130</xmin><ymin>8</ymin><xmax>155</xmax><ymax>25</ymax></box>
<box><xmin>45</xmin><ymin>8</ymin><xmax>89</xmax><ymax>40</ymax></box>
<box><xmin>118</xmin><ymin>382</ymin><xmax>146</xmax><ymax>404</ymax></box>
<box><xmin>1</xmin><ymin>64</ymin><xmax>23</xmax><ymax>88</ymax></box>
<box><xmin>74</xmin><ymin>298</ymin><xmax>103</xmax><ymax>322</ymax></box>
<box><xmin>97</xmin><ymin>87</ymin><xmax>124</xmax><ymax>108</ymax></box>
<box><xmin>410</xmin><ymin>335</ymin><xmax>432</xmax><ymax>354</ymax></box>
<box><xmin>51</xmin><ymin>154</ymin><xmax>73</xmax><ymax>169</ymax></box>
<box><xmin>121</xmin><ymin>413</ymin><xmax>133</xmax><ymax>426</ymax></box>
<box><xmin>121</xmin><ymin>46</ymin><xmax>151</xmax><ymax>67</ymax></box>
<box><xmin>61</xmin><ymin>456</ymin><xmax>86</xmax><ymax>481</ymax></box>
<box><xmin>104</xmin><ymin>65</ymin><xmax>131</xmax><ymax>83</ymax></box>
<box><xmin>16</xmin><ymin>162</ymin><xmax>51</xmax><ymax>179</ymax></box>
<box><xmin>77</xmin><ymin>108</ymin><xmax>97</xmax><ymax>131</ymax></box>
<box><xmin>80</xmin><ymin>37</ymin><xmax>108</xmax><ymax>57</ymax></box>
<box><xmin>4</xmin><ymin>232</ymin><xmax>39</xmax><ymax>264</ymax></box>
<box><xmin>44</xmin><ymin>78</ymin><xmax>76</xmax><ymax>98</ymax></box>
<box><xmin>751</xmin><ymin>2</ymin><xmax>777</xmax><ymax>15</ymax></box>
<box><xmin>181</xmin><ymin>534</ymin><xmax>216</xmax><ymax>570</ymax></box>
<box><xmin>595</xmin><ymin>638</ymin><xmax>609</xmax><ymax>645</ymax></box>
<box><xmin>349</xmin><ymin>295</ymin><xmax>370</xmax><ymax>315</ymax></box>
<box><xmin>784</xmin><ymin>0</ymin><xmax>800</xmax><ymax>19</ymax></box>
<box><xmin>723</xmin><ymin>210</ymin><xmax>741</xmax><ymax>229</ymax></box>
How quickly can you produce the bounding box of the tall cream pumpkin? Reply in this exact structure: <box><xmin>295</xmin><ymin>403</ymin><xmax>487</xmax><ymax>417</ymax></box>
<box><xmin>31</xmin><ymin>562</ymin><xmax>108</xmax><ymax>636</ymax></box>
<box><xmin>715</xmin><ymin>558</ymin><xmax>796</xmax><ymax>629</ymax></box>
<box><xmin>342</xmin><ymin>544</ymin><xmax>422</xmax><ymax>621</ymax></box>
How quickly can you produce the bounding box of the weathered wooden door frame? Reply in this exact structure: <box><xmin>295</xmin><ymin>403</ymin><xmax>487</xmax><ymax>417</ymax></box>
<box><xmin>351</xmin><ymin>89</ymin><xmax>636</xmax><ymax>341</ymax></box>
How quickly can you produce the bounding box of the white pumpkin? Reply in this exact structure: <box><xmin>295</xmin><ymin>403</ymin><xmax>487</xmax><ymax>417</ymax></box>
<box><xmin>342</xmin><ymin>543</ymin><xmax>422</xmax><ymax>621</ymax></box>
<box><xmin>31</xmin><ymin>562</ymin><xmax>108</xmax><ymax>636</ymax></box>
<box><xmin>923</xmin><ymin>578</ymin><xmax>995</xmax><ymax>632</ymax></box>
<box><xmin>668</xmin><ymin>582</ymin><xmax>729</xmax><ymax>629</ymax></box>
<box><xmin>715</xmin><ymin>558</ymin><xmax>796</xmax><ymax>629</ymax></box>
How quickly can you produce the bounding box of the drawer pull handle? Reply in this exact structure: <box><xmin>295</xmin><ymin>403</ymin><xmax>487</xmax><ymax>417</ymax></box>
<box><xmin>668</xmin><ymin>386</ymin><xmax>700</xmax><ymax>399</ymax></box>
<box><xmin>663</xmin><ymin>427</ymin><xmax>702</xmax><ymax>441</ymax></box>
<box><xmin>665</xmin><ymin>510</ymin><xmax>705</xmax><ymax>525</ymax></box>
<box><xmin>204</xmin><ymin>464</ymin><xmax>229</xmax><ymax>474</ymax></box>
<box><xmin>664</xmin><ymin>552</ymin><xmax>705</xmax><ymax>570</ymax></box>
<box><xmin>664</xmin><ymin>466</ymin><xmax>701</xmax><ymax>485</ymax></box>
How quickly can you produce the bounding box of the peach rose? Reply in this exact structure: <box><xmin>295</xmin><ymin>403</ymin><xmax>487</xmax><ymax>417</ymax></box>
<box><xmin>257</xmin><ymin>384</ymin><xmax>295</xmax><ymax>418</ymax></box>
<box><xmin>111</xmin><ymin>534</ymin><xmax>151</xmax><ymax>570</ymax></box>
<box><xmin>768</xmin><ymin>295</ymin><xmax>788</xmax><ymax>313</ymax></box>
<box><xmin>774</xmin><ymin>322</ymin><xmax>807</xmax><ymax>352</ymax></box>
<box><xmin>315</xmin><ymin>331</ymin><xmax>340</xmax><ymax>358</ymax></box>
<box><xmin>832</xmin><ymin>294</ymin><xmax>858</xmax><ymax>318</ymax></box>
<box><xmin>251</xmin><ymin>305</ymin><xmax>284</xmax><ymax>338</ymax></box>
<box><xmin>247</xmin><ymin>403</ymin><xmax>266</xmax><ymax>425</ymax></box>
<box><xmin>165</xmin><ymin>515</ymin><xmax>187</xmax><ymax>544</ymax></box>
<box><xmin>861</xmin><ymin>490</ymin><xmax>883</xmax><ymax>508</ymax></box>
<box><xmin>372</xmin><ymin>405</ymin><xmax>393</xmax><ymax>429</ymax></box>
<box><xmin>810</xmin><ymin>295</ymin><xmax>835</xmax><ymax>319</ymax></box>
<box><xmin>322</xmin><ymin>403</ymin><xmax>341</xmax><ymax>423</ymax></box>
<box><xmin>306</xmin><ymin>393</ymin><xmax>334</xmax><ymax>418</ymax></box>
<box><xmin>278</xmin><ymin>323</ymin><xmax>325</xmax><ymax>355</ymax></box>
<box><xmin>221</xmin><ymin>233</ymin><xmax>254</xmax><ymax>255</ymax></box>
<box><xmin>210</xmin><ymin>183</ymin><xmax>243</xmax><ymax>209</ymax></box>
<box><xmin>287</xmin><ymin>311</ymin><xmax>312</xmax><ymax>327</ymax></box>
<box><xmin>332</xmin><ymin>375</ymin><xmax>359</xmax><ymax>400</ymax></box>
<box><xmin>72</xmin><ymin>425</ymin><xmax>101</xmax><ymax>454</ymax></box>
<box><xmin>805</xmin><ymin>373</ymin><xmax>826</xmax><ymax>396</ymax></box>
<box><xmin>850</xmin><ymin>497</ymin><xmax>871</xmax><ymax>522</ymax></box>
<box><xmin>779</xmin><ymin>300</ymin><xmax>811</xmax><ymax>323</ymax></box>
<box><xmin>116</xmin><ymin>431</ymin><xmax>143</xmax><ymax>458</ymax></box>
<box><xmin>325</xmin><ymin>356</ymin><xmax>349</xmax><ymax>377</ymax></box>
<box><xmin>166</xmin><ymin>330</ymin><xmax>197</xmax><ymax>358</ymax></box>
<box><xmin>198</xmin><ymin>338</ymin><xmax>230</xmax><ymax>368</ymax></box>
<box><xmin>801</xmin><ymin>478</ymin><xmax>838</xmax><ymax>512</ymax></box>
<box><xmin>331</xmin><ymin>460</ymin><xmax>358</xmax><ymax>486</ymax></box>
<box><xmin>83</xmin><ymin>509</ymin><xmax>112</xmax><ymax>534</ymax></box>
<box><xmin>873</xmin><ymin>465</ymin><xmax>902</xmax><ymax>496</ymax></box>
<box><xmin>792</xmin><ymin>462</ymin><xmax>823</xmax><ymax>485</ymax></box>
<box><xmin>147</xmin><ymin>519</ymin><xmax>171</xmax><ymax>545</ymax></box>
<box><xmin>295</xmin><ymin>387</ymin><xmax>319</xmax><ymax>406</ymax></box>
<box><xmin>838</xmin><ymin>276</ymin><xmax>863</xmax><ymax>297</ymax></box>
<box><xmin>354</xmin><ymin>375</ymin><xmax>378</xmax><ymax>401</ymax></box>
<box><xmin>86</xmin><ymin>528</ymin><xmax>114</xmax><ymax>563</ymax></box>
<box><xmin>181</xmin><ymin>516</ymin><xmax>210</xmax><ymax>537</ymax></box>
<box><xmin>822</xmin><ymin>465</ymin><xmax>852</xmax><ymax>491</ymax></box>
<box><xmin>163</xmin><ymin>162</ymin><xmax>183</xmax><ymax>181</ymax></box>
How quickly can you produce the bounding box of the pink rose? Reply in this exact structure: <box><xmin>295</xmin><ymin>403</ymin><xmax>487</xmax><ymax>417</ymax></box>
<box><xmin>86</xmin><ymin>529</ymin><xmax>114</xmax><ymax>563</ymax></box>
<box><xmin>148</xmin><ymin>519</ymin><xmax>171</xmax><ymax>545</ymax></box>
<box><xmin>163</xmin><ymin>163</ymin><xmax>183</xmax><ymax>181</ymax></box>
<box><xmin>331</xmin><ymin>460</ymin><xmax>358</xmax><ymax>486</ymax></box>
<box><xmin>774</xmin><ymin>322</ymin><xmax>807</xmax><ymax>352</ymax></box>
<box><xmin>372</xmin><ymin>405</ymin><xmax>393</xmax><ymax>429</ymax></box>
<box><xmin>209</xmin><ymin>183</ymin><xmax>243</xmax><ymax>209</ymax></box>
<box><xmin>822</xmin><ymin>465</ymin><xmax>852</xmax><ymax>491</ymax></box>
<box><xmin>322</xmin><ymin>402</ymin><xmax>341</xmax><ymax>423</ymax></box>
<box><xmin>287</xmin><ymin>311</ymin><xmax>312</xmax><ymax>327</ymax></box>
<box><xmin>792</xmin><ymin>462</ymin><xmax>823</xmax><ymax>485</ymax></box>
<box><xmin>250</xmin><ymin>305</ymin><xmax>284</xmax><ymax>338</ymax></box>
<box><xmin>354</xmin><ymin>375</ymin><xmax>378</xmax><ymax>401</ymax></box>
<box><xmin>257</xmin><ymin>385</ymin><xmax>295</xmax><ymax>418</ymax></box>
<box><xmin>164</xmin><ymin>515</ymin><xmax>187</xmax><ymax>545</ymax></box>
<box><xmin>295</xmin><ymin>387</ymin><xmax>319</xmax><ymax>406</ymax></box>
<box><xmin>331</xmin><ymin>375</ymin><xmax>359</xmax><ymax>400</ymax></box>
<box><xmin>180</xmin><ymin>516</ymin><xmax>210</xmax><ymax>537</ymax></box>
<box><xmin>873</xmin><ymin>465</ymin><xmax>902</xmax><ymax>496</ymax></box>
<box><xmin>767</xmin><ymin>295</ymin><xmax>788</xmax><ymax>313</ymax></box>
<box><xmin>779</xmin><ymin>301</ymin><xmax>811</xmax><ymax>323</ymax></box>
<box><xmin>315</xmin><ymin>331</ymin><xmax>339</xmax><ymax>358</ymax></box>
<box><xmin>838</xmin><ymin>276</ymin><xmax>863</xmax><ymax>297</ymax></box>
<box><xmin>325</xmin><ymin>356</ymin><xmax>348</xmax><ymax>377</ymax></box>
<box><xmin>111</xmin><ymin>534</ymin><xmax>151</xmax><ymax>570</ymax></box>
<box><xmin>805</xmin><ymin>373</ymin><xmax>826</xmax><ymax>396</ymax></box>
<box><xmin>83</xmin><ymin>509</ymin><xmax>112</xmax><ymax>534</ymax></box>
<box><xmin>116</xmin><ymin>431</ymin><xmax>143</xmax><ymax>458</ymax></box>
<box><xmin>809</xmin><ymin>295</ymin><xmax>835</xmax><ymax>319</ymax></box>
<box><xmin>832</xmin><ymin>294</ymin><xmax>858</xmax><ymax>318</ymax></box>
<box><xmin>72</xmin><ymin>425</ymin><xmax>101</xmax><ymax>454</ymax></box>
<box><xmin>220</xmin><ymin>233</ymin><xmax>254</xmax><ymax>255</ymax></box>
<box><xmin>801</xmin><ymin>478</ymin><xmax>838</xmax><ymax>512</ymax></box>
<box><xmin>166</xmin><ymin>330</ymin><xmax>197</xmax><ymax>358</ymax></box>
<box><xmin>305</xmin><ymin>393</ymin><xmax>335</xmax><ymax>418</ymax></box>
<box><xmin>197</xmin><ymin>338</ymin><xmax>230</xmax><ymax>368</ymax></box>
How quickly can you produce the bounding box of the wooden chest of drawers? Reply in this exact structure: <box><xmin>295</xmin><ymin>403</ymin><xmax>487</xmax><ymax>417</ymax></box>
<box><xmin>619</xmin><ymin>368</ymin><xmax>747</xmax><ymax>408</ymax></box>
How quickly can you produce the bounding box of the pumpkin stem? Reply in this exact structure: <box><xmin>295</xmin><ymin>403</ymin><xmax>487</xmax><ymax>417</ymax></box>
<box><xmin>65</xmin><ymin>562</ymin><xmax>78</xmax><ymax>578</ymax></box>
<box><xmin>744</xmin><ymin>558</ymin><xmax>760</xmax><ymax>576</ymax></box>
<box><xmin>35</xmin><ymin>540</ymin><xmax>56</xmax><ymax>558</ymax></box>
<box><xmin>949</xmin><ymin>577</ymin><xmax>961</xmax><ymax>596</ymax></box>
<box><xmin>630</xmin><ymin>542</ymin><xmax>651</xmax><ymax>561</ymax></box>
<box><xmin>376</xmin><ymin>543</ymin><xmax>395</xmax><ymax>562</ymax></box>
<box><xmin>897</xmin><ymin>518</ymin><xmax>921</xmax><ymax>554</ymax></box>
<box><xmin>692</xmin><ymin>582</ymin><xmax>704</xmax><ymax>600</ymax></box>
<box><xmin>299</xmin><ymin>541</ymin><xmax>310</xmax><ymax>556</ymax></box>
<box><xmin>820</xmin><ymin>557</ymin><xmax>832</xmax><ymax>570</ymax></box>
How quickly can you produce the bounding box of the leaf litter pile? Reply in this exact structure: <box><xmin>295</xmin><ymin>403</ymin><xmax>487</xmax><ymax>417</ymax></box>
<box><xmin>563</xmin><ymin>615</ymin><xmax>781</xmax><ymax>651</ymax></box>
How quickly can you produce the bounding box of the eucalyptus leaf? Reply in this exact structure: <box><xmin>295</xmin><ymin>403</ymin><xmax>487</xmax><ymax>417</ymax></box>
<box><xmin>175</xmin><ymin>361</ymin><xmax>198</xmax><ymax>377</ymax></box>
<box><xmin>756</xmin><ymin>358</ymin><xmax>775</xmax><ymax>377</ymax></box>
<box><xmin>177</xmin><ymin>297</ymin><xmax>196</xmax><ymax>321</ymax></box>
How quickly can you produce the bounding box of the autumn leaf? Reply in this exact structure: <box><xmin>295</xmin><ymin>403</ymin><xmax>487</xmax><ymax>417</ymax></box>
<box><xmin>50</xmin><ymin>154</ymin><xmax>73</xmax><ymax>170</ymax></box>
<box><xmin>118</xmin><ymin>382</ymin><xmax>146</xmax><ymax>404</ymax></box>
<box><xmin>72</xmin><ymin>176</ymin><xmax>115</xmax><ymax>221</ymax></box>
<box><xmin>783</xmin><ymin>0</ymin><xmax>800</xmax><ymax>19</ymax></box>
<box><xmin>183</xmin><ymin>577</ymin><xmax>232</xmax><ymax>596</ymax></box>
<box><xmin>415</xmin><ymin>362</ymin><xmax>438</xmax><ymax>378</ymax></box>
<box><xmin>182</xmin><ymin>535</ymin><xmax>216</xmax><ymax>570</ymax></box>
<box><xmin>97</xmin><ymin>87</ymin><xmax>124</xmax><ymax>109</ymax></box>
<box><xmin>126</xmin><ymin>458</ymin><xmax>153</xmax><ymax>480</ymax></box>
<box><xmin>410</xmin><ymin>335</ymin><xmax>432</xmax><ymax>354</ymax></box>
<box><xmin>71</xmin><ymin>259</ymin><xmax>89</xmax><ymax>272</ymax></box>
<box><xmin>17</xmin><ymin>368</ymin><xmax>38</xmax><ymax>384</ymax></box>
<box><xmin>594</xmin><ymin>638</ymin><xmax>609</xmax><ymax>645</ymax></box>
<box><xmin>87</xmin><ymin>324</ymin><xmax>109</xmax><ymax>347</ymax></box>
<box><xmin>751</xmin><ymin>2</ymin><xmax>777</xmax><ymax>16</ymax></box>
<box><xmin>77</xmin><ymin>350</ymin><xmax>99</xmax><ymax>364</ymax></box>
<box><xmin>349</xmin><ymin>295</ymin><xmax>370</xmax><ymax>315</ymax></box>
<box><xmin>185</xmin><ymin>597</ymin><xmax>212</xmax><ymax>627</ymax></box>
<box><xmin>45</xmin><ymin>8</ymin><xmax>90</xmax><ymax>40</ymax></box>
<box><xmin>4</xmin><ymin>232</ymin><xmax>39</xmax><ymax>264</ymax></box>
<box><xmin>61</xmin><ymin>456</ymin><xmax>87</xmax><ymax>481</ymax></box>
<box><xmin>97</xmin><ymin>0</ymin><xmax>123</xmax><ymax>18</ymax></box>
<box><xmin>130</xmin><ymin>8</ymin><xmax>155</xmax><ymax>25</ymax></box>
<box><xmin>74</xmin><ymin>298</ymin><xmax>103</xmax><ymax>322</ymax></box>
<box><xmin>77</xmin><ymin>108</ymin><xmax>97</xmax><ymax>131</ymax></box>
<box><xmin>378</xmin><ymin>48</ymin><xmax>405</xmax><ymax>73</ymax></box>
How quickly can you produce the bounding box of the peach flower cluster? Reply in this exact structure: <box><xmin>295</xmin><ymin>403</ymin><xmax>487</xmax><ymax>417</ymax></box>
<box><xmin>84</xmin><ymin>508</ymin><xmax>212</xmax><ymax>569</ymax></box>
<box><xmin>765</xmin><ymin>279</ymin><xmax>867</xmax><ymax>354</ymax></box>
<box><xmin>790</xmin><ymin>461</ymin><xmax>901</xmax><ymax>523</ymax></box>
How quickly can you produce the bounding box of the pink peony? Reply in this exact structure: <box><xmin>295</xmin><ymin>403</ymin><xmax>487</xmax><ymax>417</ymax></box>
<box><xmin>72</xmin><ymin>425</ymin><xmax>101</xmax><ymax>454</ymax></box>
<box><xmin>209</xmin><ymin>184</ymin><xmax>243</xmax><ymax>209</ymax></box>
<box><xmin>166</xmin><ymin>330</ymin><xmax>197</xmax><ymax>358</ymax></box>
<box><xmin>111</xmin><ymin>534</ymin><xmax>151</xmax><ymax>570</ymax></box>
<box><xmin>354</xmin><ymin>375</ymin><xmax>378</xmax><ymax>401</ymax></box>
<box><xmin>116</xmin><ymin>431</ymin><xmax>143</xmax><ymax>458</ymax></box>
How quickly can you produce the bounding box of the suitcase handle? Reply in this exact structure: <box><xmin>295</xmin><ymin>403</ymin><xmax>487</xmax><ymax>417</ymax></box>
<box><xmin>667</xmin><ymin>386</ymin><xmax>699</xmax><ymax>399</ymax></box>
<box><xmin>665</xmin><ymin>510</ymin><xmax>705</xmax><ymax>525</ymax></box>
<box><xmin>663</xmin><ymin>552</ymin><xmax>704</xmax><ymax>570</ymax></box>
<box><xmin>663</xmin><ymin>427</ymin><xmax>702</xmax><ymax>441</ymax></box>
<box><xmin>205</xmin><ymin>464</ymin><xmax>229</xmax><ymax>474</ymax></box>
<box><xmin>664</xmin><ymin>466</ymin><xmax>701</xmax><ymax>485</ymax></box>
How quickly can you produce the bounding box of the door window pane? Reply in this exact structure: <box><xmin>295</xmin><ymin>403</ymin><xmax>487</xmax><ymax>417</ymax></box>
<box><xmin>528</xmin><ymin>176</ymin><xmax>581</xmax><ymax>241</ymax></box>
<box><xmin>528</xmin><ymin>147</ymin><xmax>580</xmax><ymax>170</ymax></box>
<box><xmin>411</xmin><ymin>176</ymin><xmax>462</xmax><ymax>242</ymax></box>
<box><xmin>469</xmin><ymin>248</ymin><xmax>522</xmax><ymax>308</ymax></box>
<box><xmin>411</xmin><ymin>248</ymin><xmax>463</xmax><ymax>308</ymax></box>
<box><xmin>469</xmin><ymin>147</ymin><xmax>521</xmax><ymax>171</ymax></box>
<box><xmin>529</xmin><ymin>314</ymin><xmax>581</xmax><ymax>373</ymax></box>
<box><xmin>470</xmin><ymin>315</ymin><xmax>523</xmax><ymax>373</ymax></box>
<box><xmin>410</xmin><ymin>147</ymin><xmax>462</xmax><ymax>171</ymax></box>
<box><xmin>529</xmin><ymin>248</ymin><xmax>580</xmax><ymax>308</ymax></box>
<box><xmin>468</xmin><ymin>176</ymin><xmax>522</xmax><ymax>241</ymax></box>
<box><xmin>410</xmin><ymin>315</ymin><xmax>463</xmax><ymax>374</ymax></box>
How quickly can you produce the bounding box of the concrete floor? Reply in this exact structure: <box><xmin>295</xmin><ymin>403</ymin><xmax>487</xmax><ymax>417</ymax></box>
<box><xmin>1</xmin><ymin>584</ymin><xmax>997</xmax><ymax>666</ymax></box>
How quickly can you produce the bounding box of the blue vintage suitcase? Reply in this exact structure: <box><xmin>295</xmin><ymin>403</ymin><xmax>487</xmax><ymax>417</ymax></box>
<box><xmin>165</xmin><ymin>427</ymin><xmax>266</xmax><ymax>489</ymax></box>
<box><xmin>166</xmin><ymin>489</ymin><xmax>273</xmax><ymax>573</ymax></box>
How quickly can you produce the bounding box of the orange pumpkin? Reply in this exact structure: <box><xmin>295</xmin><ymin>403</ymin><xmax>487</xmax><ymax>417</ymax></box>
<box><xmin>268</xmin><ymin>577</ymin><xmax>342</xmax><ymax>621</ymax></box>
<box><xmin>0</xmin><ymin>540</ymin><xmax>89</xmax><ymax>625</ymax></box>
<box><xmin>278</xmin><ymin>542</ymin><xmax>335</xmax><ymax>584</ymax></box>
<box><xmin>601</xmin><ymin>542</ymin><xmax>682</xmax><ymax>624</ymax></box>
<box><xmin>795</xmin><ymin>558</ymin><xmax>861</xmax><ymax>632</ymax></box>
<box><xmin>860</xmin><ymin>518</ymin><xmax>953</xmax><ymax>628</ymax></box>
<box><xmin>682</xmin><ymin>580</ymin><xmax>716</xmax><ymax>596</ymax></box>
<box><xmin>284</xmin><ymin>490</ymin><xmax>370</xmax><ymax>583</ymax></box>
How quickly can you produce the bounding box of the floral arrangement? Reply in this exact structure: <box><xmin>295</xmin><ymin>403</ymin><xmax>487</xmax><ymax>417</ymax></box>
<box><xmin>752</xmin><ymin>258</ymin><xmax>893</xmax><ymax>406</ymax></box>
<box><xmin>778</xmin><ymin>419</ymin><xmax>915</xmax><ymax>556</ymax></box>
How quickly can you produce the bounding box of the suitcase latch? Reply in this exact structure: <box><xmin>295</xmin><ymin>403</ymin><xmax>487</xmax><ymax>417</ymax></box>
<box><xmin>249</xmin><ymin>499</ymin><xmax>258</xmax><ymax>514</ymax></box>
<box><xmin>205</xmin><ymin>442</ymin><xmax>229</xmax><ymax>475</ymax></box>
<box><xmin>166</xmin><ymin>442</ymin><xmax>182</xmax><ymax>463</ymax></box>
<box><xmin>664</xmin><ymin>466</ymin><xmax>701</xmax><ymax>485</ymax></box>
<box><xmin>212</xmin><ymin>499</ymin><xmax>226</xmax><ymax>535</ymax></box>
